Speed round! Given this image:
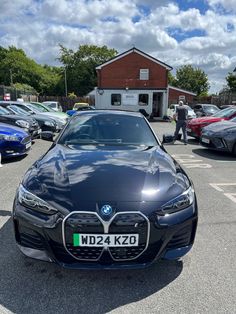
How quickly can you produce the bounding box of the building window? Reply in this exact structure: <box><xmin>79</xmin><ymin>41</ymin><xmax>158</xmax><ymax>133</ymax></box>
<box><xmin>111</xmin><ymin>94</ymin><xmax>121</xmax><ymax>106</ymax></box>
<box><xmin>139</xmin><ymin>69</ymin><xmax>149</xmax><ymax>80</ymax></box>
<box><xmin>139</xmin><ymin>94</ymin><xmax>149</xmax><ymax>106</ymax></box>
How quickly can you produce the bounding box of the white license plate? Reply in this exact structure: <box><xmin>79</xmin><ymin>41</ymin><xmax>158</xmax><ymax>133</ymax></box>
<box><xmin>37</xmin><ymin>129</ymin><xmax>42</xmax><ymax>134</ymax></box>
<box><xmin>201</xmin><ymin>137</ymin><xmax>210</xmax><ymax>144</ymax></box>
<box><xmin>25</xmin><ymin>142</ymin><xmax>31</xmax><ymax>149</ymax></box>
<box><xmin>186</xmin><ymin>128</ymin><xmax>192</xmax><ymax>132</ymax></box>
<box><xmin>73</xmin><ymin>233</ymin><xmax>139</xmax><ymax>247</ymax></box>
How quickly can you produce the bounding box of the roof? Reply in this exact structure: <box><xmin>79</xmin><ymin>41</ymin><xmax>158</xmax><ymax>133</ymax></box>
<box><xmin>96</xmin><ymin>47</ymin><xmax>173</xmax><ymax>71</ymax></box>
<box><xmin>168</xmin><ymin>85</ymin><xmax>197</xmax><ymax>96</ymax></box>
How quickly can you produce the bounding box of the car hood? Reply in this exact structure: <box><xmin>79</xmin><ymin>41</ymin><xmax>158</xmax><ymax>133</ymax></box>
<box><xmin>23</xmin><ymin>145</ymin><xmax>190</xmax><ymax>213</ymax></box>
<box><xmin>0</xmin><ymin>122</ymin><xmax>28</xmax><ymax>137</ymax></box>
<box><xmin>203</xmin><ymin>121</ymin><xmax>236</xmax><ymax>133</ymax></box>
<box><xmin>189</xmin><ymin>116</ymin><xmax>224</xmax><ymax>124</ymax></box>
<box><xmin>32</xmin><ymin>114</ymin><xmax>55</xmax><ymax>122</ymax></box>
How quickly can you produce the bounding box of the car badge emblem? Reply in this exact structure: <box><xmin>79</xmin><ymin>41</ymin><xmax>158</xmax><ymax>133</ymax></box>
<box><xmin>101</xmin><ymin>205</ymin><xmax>113</xmax><ymax>216</ymax></box>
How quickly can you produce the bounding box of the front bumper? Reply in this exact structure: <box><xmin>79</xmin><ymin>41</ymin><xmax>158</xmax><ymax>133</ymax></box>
<box><xmin>1</xmin><ymin>138</ymin><xmax>31</xmax><ymax>158</ymax></box>
<box><xmin>12</xmin><ymin>201</ymin><xmax>198</xmax><ymax>269</ymax></box>
<box><xmin>200</xmin><ymin>135</ymin><xmax>231</xmax><ymax>152</ymax></box>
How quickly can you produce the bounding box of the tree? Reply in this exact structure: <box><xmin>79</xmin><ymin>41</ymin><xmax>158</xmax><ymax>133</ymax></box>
<box><xmin>58</xmin><ymin>44</ymin><xmax>117</xmax><ymax>96</ymax></box>
<box><xmin>0</xmin><ymin>46</ymin><xmax>62</xmax><ymax>95</ymax></box>
<box><xmin>168</xmin><ymin>71</ymin><xmax>177</xmax><ymax>86</ymax></box>
<box><xmin>226</xmin><ymin>72</ymin><xmax>236</xmax><ymax>91</ymax></box>
<box><xmin>175</xmin><ymin>65</ymin><xmax>210</xmax><ymax>96</ymax></box>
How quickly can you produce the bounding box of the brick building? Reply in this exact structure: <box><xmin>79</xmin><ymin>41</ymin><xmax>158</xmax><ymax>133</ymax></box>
<box><xmin>94</xmin><ymin>48</ymin><xmax>196</xmax><ymax>117</ymax></box>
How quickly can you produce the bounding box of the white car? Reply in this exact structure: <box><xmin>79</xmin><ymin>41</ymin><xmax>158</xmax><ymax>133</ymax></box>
<box><xmin>167</xmin><ymin>104</ymin><xmax>196</xmax><ymax>120</ymax></box>
<box><xmin>42</xmin><ymin>101</ymin><xmax>62</xmax><ymax>112</ymax></box>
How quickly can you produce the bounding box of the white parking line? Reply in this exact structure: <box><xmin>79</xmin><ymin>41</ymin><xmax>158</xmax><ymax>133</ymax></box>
<box><xmin>172</xmin><ymin>154</ymin><xmax>212</xmax><ymax>169</ymax></box>
<box><xmin>209</xmin><ymin>183</ymin><xmax>236</xmax><ymax>204</ymax></box>
<box><xmin>209</xmin><ymin>183</ymin><xmax>236</xmax><ymax>192</ymax></box>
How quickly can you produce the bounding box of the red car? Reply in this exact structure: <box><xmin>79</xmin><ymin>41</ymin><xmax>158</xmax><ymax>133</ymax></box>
<box><xmin>187</xmin><ymin>107</ymin><xmax>236</xmax><ymax>138</ymax></box>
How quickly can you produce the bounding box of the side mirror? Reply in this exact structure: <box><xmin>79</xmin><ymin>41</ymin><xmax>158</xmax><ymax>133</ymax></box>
<box><xmin>41</xmin><ymin>131</ymin><xmax>54</xmax><ymax>141</ymax></box>
<box><xmin>162</xmin><ymin>134</ymin><xmax>174</xmax><ymax>144</ymax></box>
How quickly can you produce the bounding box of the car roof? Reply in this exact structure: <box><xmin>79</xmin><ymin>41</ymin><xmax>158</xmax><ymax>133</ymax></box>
<box><xmin>72</xmin><ymin>109</ymin><xmax>143</xmax><ymax>118</ymax></box>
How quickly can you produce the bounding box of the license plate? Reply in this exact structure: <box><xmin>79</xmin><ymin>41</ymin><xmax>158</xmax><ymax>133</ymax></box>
<box><xmin>73</xmin><ymin>233</ymin><xmax>139</xmax><ymax>247</ymax></box>
<box><xmin>186</xmin><ymin>128</ymin><xmax>192</xmax><ymax>132</ymax></box>
<box><xmin>25</xmin><ymin>142</ymin><xmax>31</xmax><ymax>149</ymax></box>
<box><xmin>201</xmin><ymin>137</ymin><xmax>210</xmax><ymax>144</ymax></box>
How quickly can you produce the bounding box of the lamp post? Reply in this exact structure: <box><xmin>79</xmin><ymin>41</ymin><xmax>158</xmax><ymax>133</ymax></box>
<box><xmin>64</xmin><ymin>67</ymin><xmax>68</xmax><ymax>97</ymax></box>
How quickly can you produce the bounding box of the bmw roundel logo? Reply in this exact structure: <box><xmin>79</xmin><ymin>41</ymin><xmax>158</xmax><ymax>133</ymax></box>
<box><xmin>101</xmin><ymin>205</ymin><xmax>113</xmax><ymax>216</ymax></box>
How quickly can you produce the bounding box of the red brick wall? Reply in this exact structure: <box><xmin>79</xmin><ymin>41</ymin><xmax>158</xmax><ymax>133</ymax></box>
<box><xmin>97</xmin><ymin>52</ymin><xmax>168</xmax><ymax>89</ymax></box>
<box><xmin>169</xmin><ymin>88</ymin><xmax>195</xmax><ymax>105</ymax></box>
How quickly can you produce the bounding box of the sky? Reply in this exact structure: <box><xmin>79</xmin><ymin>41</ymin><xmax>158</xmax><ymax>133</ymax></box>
<box><xmin>0</xmin><ymin>0</ymin><xmax>236</xmax><ymax>94</ymax></box>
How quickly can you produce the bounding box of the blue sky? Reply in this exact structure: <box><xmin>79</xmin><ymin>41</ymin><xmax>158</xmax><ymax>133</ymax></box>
<box><xmin>0</xmin><ymin>0</ymin><xmax>236</xmax><ymax>93</ymax></box>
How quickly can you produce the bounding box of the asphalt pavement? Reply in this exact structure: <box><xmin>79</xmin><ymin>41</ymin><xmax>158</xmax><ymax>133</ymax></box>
<box><xmin>0</xmin><ymin>122</ymin><xmax>235</xmax><ymax>314</ymax></box>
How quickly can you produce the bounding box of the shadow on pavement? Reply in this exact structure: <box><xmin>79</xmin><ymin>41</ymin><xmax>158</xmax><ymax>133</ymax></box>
<box><xmin>0</xmin><ymin>218</ymin><xmax>183</xmax><ymax>314</ymax></box>
<box><xmin>2</xmin><ymin>155</ymin><xmax>27</xmax><ymax>164</ymax></box>
<box><xmin>192</xmin><ymin>148</ymin><xmax>236</xmax><ymax>161</ymax></box>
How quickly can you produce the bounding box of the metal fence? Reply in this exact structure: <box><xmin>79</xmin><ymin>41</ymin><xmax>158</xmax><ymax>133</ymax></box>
<box><xmin>0</xmin><ymin>85</ymin><xmax>38</xmax><ymax>102</ymax></box>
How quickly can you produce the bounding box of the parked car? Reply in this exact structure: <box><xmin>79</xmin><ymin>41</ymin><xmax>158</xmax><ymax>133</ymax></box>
<box><xmin>0</xmin><ymin>123</ymin><xmax>31</xmax><ymax>158</ymax></box>
<box><xmin>187</xmin><ymin>107</ymin><xmax>236</xmax><ymax>138</ymax></box>
<box><xmin>66</xmin><ymin>105</ymin><xmax>95</xmax><ymax>116</ymax></box>
<box><xmin>200</xmin><ymin>117</ymin><xmax>236</xmax><ymax>155</ymax></box>
<box><xmin>0</xmin><ymin>101</ymin><xmax>58</xmax><ymax>133</ymax></box>
<box><xmin>13</xmin><ymin>110</ymin><xmax>198</xmax><ymax>269</ymax></box>
<box><xmin>167</xmin><ymin>104</ymin><xmax>196</xmax><ymax>120</ymax></box>
<box><xmin>42</xmin><ymin>101</ymin><xmax>62</xmax><ymax>112</ymax></box>
<box><xmin>0</xmin><ymin>105</ymin><xmax>41</xmax><ymax>138</ymax></box>
<box><xmin>73</xmin><ymin>102</ymin><xmax>89</xmax><ymax>110</ymax></box>
<box><xmin>28</xmin><ymin>103</ymin><xmax>68</xmax><ymax>129</ymax></box>
<box><xmin>31</xmin><ymin>102</ymin><xmax>69</xmax><ymax>121</ymax></box>
<box><xmin>193</xmin><ymin>104</ymin><xmax>220</xmax><ymax>117</ymax></box>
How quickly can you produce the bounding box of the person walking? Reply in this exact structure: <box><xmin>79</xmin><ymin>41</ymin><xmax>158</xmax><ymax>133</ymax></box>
<box><xmin>173</xmin><ymin>100</ymin><xmax>188</xmax><ymax>144</ymax></box>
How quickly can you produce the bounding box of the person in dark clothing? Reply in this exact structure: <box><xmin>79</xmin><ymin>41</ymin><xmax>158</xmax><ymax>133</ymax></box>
<box><xmin>173</xmin><ymin>101</ymin><xmax>188</xmax><ymax>144</ymax></box>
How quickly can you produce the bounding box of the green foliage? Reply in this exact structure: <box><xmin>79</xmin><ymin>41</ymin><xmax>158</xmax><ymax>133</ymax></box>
<box><xmin>0</xmin><ymin>46</ymin><xmax>63</xmax><ymax>95</ymax></box>
<box><xmin>168</xmin><ymin>71</ymin><xmax>177</xmax><ymax>86</ymax></box>
<box><xmin>58</xmin><ymin>44</ymin><xmax>117</xmax><ymax>96</ymax></box>
<box><xmin>174</xmin><ymin>65</ymin><xmax>210</xmax><ymax>96</ymax></box>
<box><xmin>13</xmin><ymin>82</ymin><xmax>36</xmax><ymax>93</ymax></box>
<box><xmin>226</xmin><ymin>72</ymin><xmax>236</xmax><ymax>91</ymax></box>
<box><xmin>68</xmin><ymin>92</ymin><xmax>77</xmax><ymax>99</ymax></box>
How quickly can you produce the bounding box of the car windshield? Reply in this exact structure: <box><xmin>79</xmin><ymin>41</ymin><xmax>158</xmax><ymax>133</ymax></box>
<box><xmin>26</xmin><ymin>103</ymin><xmax>41</xmax><ymax>113</ymax></box>
<box><xmin>0</xmin><ymin>106</ymin><xmax>11</xmax><ymax>115</ymax></box>
<box><xmin>203</xmin><ymin>105</ymin><xmax>219</xmax><ymax>113</ymax></box>
<box><xmin>31</xmin><ymin>103</ymin><xmax>49</xmax><ymax>112</ymax></box>
<box><xmin>8</xmin><ymin>105</ymin><xmax>30</xmax><ymax>115</ymax></box>
<box><xmin>58</xmin><ymin>113</ymin><xmax>158</xmax><ymax>147</ymax></box>
<box><xmin>46</xmin><ymin>103</ymin><xmax>57</xmax><ymax>109</ymax></box>
<box><xmin>213</xmin><ymin>107</ymin><xmax>236</xmax><ymax>118</ymax></box>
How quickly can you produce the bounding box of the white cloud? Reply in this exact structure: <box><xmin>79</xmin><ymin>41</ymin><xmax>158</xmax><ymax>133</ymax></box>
<box><xmin>0</xmin><ymin>0</ymin><xmax>236</xmax><ymax>93</ymax></box>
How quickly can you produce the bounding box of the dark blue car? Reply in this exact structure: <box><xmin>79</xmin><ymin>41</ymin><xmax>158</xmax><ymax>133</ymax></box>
<box><xmin>0</xmin><ymin>123</ymin><xmax>32</xmax><ymax>158</ymax></box>
<box><xmin>13</xmin><ymin>111</ymin><xmax>198</xmax><ymax>269</ymax></box>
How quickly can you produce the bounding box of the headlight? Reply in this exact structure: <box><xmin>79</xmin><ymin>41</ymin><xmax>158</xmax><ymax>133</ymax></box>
<box><xmin>18</xmin><ymin>184</ymin><xmax>57</xmax><ymax>214</ymax></box>
<box><xmin>44</xmin><ymin>121</ymin><xmax>54</xmax><ymax>126</ymax></box>
<box><xmin>0</xmin><ymin>134</ymin><xmax>19</xmax><ymax>141</ymax></box>
<box><xmin>16</xmin><ymin>120</ymin><xmax>30</xmax><ymax>128</ymax></box>
<box><xmin>161</xmin><ymin>186</ymin><xmax>194</xmax><ymax>214</ymax></box>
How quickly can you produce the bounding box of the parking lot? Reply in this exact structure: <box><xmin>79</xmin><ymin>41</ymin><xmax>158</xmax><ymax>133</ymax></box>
<box><xmin>0</xmin><ymin>121</ymin><xmax>236</xmax><ymax>314</ymax></box>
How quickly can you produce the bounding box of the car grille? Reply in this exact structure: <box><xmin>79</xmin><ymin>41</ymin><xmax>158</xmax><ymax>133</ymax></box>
<box><xmin>21</xmin><ymin>136</ymin><xmax>31</xmax><ymax>144</ymax></box>
<box><xmin>63</xmin><ymin>212</ymin><xmax>149</xmax><ymax>262</ymax></box>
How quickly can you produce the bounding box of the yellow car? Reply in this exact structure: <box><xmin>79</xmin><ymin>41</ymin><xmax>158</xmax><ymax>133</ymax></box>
<box><xmin>73</xmin><ymin>102</ymin><xmax>89</xmax><ymax>110</ymax></box>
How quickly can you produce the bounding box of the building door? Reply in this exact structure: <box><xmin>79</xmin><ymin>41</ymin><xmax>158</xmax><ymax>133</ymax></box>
<box><xmin>152</xmin><ymin>92</ymin><xmax>163</xmax><ymax>117</ymax></box>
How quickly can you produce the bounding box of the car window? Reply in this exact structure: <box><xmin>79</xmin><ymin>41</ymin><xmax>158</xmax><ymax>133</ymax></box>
<box><xmin>0</xmin><ymin>106</ymin><xmax>11</xmax><ymax>115</ymax></box>
<box><xmin>32</xmin><ymin>104</ymin><xmax>49</xmax><ymax>112</ymax></box>
<box><xmin>8</xmin><ymin>105</ymin><xmax>29</xmax><ymax>115</ymax></box>
<box><xmin>203</xmin><ymin>105</ymin><xmax>219</xmax><ymax>113</ymax></box>
<box><xmin>213</xmin><ymin>108</ymin><xmax>236</xmax><ymax>118</ymax></box>
<box><xmin>230</xmin><ymin>117</ymin><xmax>236</xmax><ymax>122</ymax></box>
<box><xmin>58</xmin><ymin>114</ymin><xmax>158</xmax><ymax>147</ymax></box>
